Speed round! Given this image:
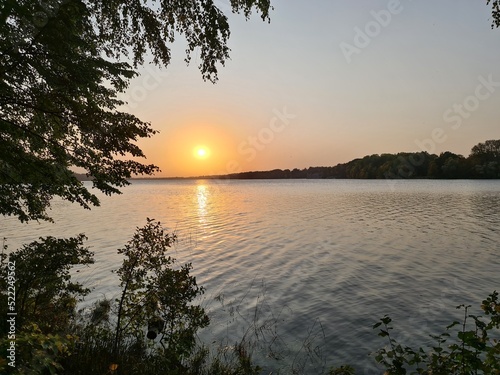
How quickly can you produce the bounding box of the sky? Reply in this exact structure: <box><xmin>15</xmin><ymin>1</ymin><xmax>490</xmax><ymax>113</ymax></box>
<box><xmin>121</xmin><ymin>0</ymin><xmax>500</xmax><ymax>178</ymax></box>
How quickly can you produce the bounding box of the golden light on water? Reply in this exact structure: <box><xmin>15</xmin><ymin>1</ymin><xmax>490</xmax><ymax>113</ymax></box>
<box><xmin>196</xmin><ymin>184</ymin><xmax>208</xmax><ymax>222</ymax></box>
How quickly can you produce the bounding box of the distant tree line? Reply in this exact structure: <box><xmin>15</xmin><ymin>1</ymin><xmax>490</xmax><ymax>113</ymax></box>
<box><xmin>207</xmin><ymin>139</ymin><xmax>500</xmax><ymax>180</ymax></box>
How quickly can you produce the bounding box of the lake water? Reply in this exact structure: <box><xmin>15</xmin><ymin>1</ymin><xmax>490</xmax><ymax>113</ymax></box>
<box><xmin>2</xmin><ymin>179</ymin><xmax>499</xmax><ymax>374</ymax></box>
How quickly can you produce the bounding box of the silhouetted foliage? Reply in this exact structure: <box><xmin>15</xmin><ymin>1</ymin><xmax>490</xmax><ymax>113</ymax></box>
<box><xmin>469</xmin><ymin>140</ymin><xmax>500</xmax><ymax>178</ymax></box>
<box><xmin>0</xmin><ymin>235</ymin><xmax>94</xmax><ymax>332</ymax></box>
<box><xmin>488</xmin><ymin>0</ymin><xmax>500</xmax><ymax>28</ymax></box>
<box><xmin>373</xmin><ymin>291</ymin><xmax>500</xmax><ymax>374</ymax></box>
<box><xmin>112</xmin><ymin>219</ymin><xmax>209</xmax><ymax>363</ymax></box>
<box><xmin>201</xmin><ymin>140</ymin><xmax>500</xmax><ymax>180</ymax></box>
<box><xmin>0</xmin><ymin>236</ymin><xmax>94</xmax><ymax>374</ymax></box>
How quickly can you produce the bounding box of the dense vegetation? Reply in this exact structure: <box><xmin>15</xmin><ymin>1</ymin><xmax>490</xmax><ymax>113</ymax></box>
<box><xmin>0</xmin><ymin>220</ymin><xmax>263</xmax><ymax>374</ymax></box>
<box><xmin>199</xmin><ymin>140</ymin><xmax>500</xmax><ymax>180</ymax></box>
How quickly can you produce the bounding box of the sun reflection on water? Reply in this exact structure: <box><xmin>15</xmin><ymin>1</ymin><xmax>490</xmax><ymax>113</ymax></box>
<box><xmin>196</xmin><ymin>183</ymin><xmax>208</xmax><ymax>223</ymax></box>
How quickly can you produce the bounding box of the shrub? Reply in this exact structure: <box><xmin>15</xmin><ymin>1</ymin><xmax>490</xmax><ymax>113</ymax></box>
<box><xmin>63</xmin><ymin>219</ymin><xmax>210</xmax><ymax>374</ymax></box>
<box><xmin>373</xmin><ymin>291</ymin><xmax>500</xmax><ymax>374</ymax></box>
<box><xmin>0</xmin><ymin>236</ymin><xmax>93</xmax><ymax>374</ymax></box>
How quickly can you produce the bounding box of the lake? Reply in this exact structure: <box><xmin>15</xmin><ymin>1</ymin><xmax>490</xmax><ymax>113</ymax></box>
<box><xmin>2</xmin><ymin>179</ymin><xmax>499</xmax><ymax>374</ymax></box>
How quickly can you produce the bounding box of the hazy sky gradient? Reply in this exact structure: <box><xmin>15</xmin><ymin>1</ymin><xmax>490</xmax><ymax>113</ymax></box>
<box><xmin>123</xmin><ymin>0</ymin><xmax>500</xmax><ymax>177</ymax></box>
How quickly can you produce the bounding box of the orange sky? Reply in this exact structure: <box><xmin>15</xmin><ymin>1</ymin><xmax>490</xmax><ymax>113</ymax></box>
<box><xmin>121</xmin><ymin>1</ymin><xmax>500</xmax><ymax>177</ymax></box>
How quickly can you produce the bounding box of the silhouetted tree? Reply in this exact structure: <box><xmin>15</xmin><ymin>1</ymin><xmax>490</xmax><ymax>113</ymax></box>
<box><xmin>0</xmin><ymin>0</ymin><xmax>272</xmax><ymax>222</ymax></box>
<box><xmin>470</xmin><ymin>140</ymin><xmax>500</xmax><ymax>161</ymax></box>
<box><xmin>488</xmin><ymin>0</ymin><xmax>500</xmax><ymax>28</ymax></box>
<box><xmin>469</xmin><ymin>140</ymin><xmax>500</xmax><ymax>178</ymax></box>
<box><xmin>210</xmin><ymin>142</ymin><xmax>500</xmax><ymax>180</ymax></box>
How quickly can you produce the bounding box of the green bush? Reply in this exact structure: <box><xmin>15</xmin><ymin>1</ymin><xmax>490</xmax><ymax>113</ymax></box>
<box><xmin>373</xmin><ymin>291</ymin><xmax>500</xmax><ymax>374</ymax></box>
<box><xmin>0</xmin><ymin>236</ymin><xmax>92</xmax><ymax>374</ymax></box>
<box><xmin>0</xmin><ymin>235</ymin><xmax>94</xmax><ymax>332</ymax></box>
<box><xmin>64</xmin><ymin>219</ymin><xmax>211</xmax><ymax>374</ymax></box>
<box><xmin>0</xmin><ymin>323</ymin><xmax>76</xmax><ymax>375</ymax></box>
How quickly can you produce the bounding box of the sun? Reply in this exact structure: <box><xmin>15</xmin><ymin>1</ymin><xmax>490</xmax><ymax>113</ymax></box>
<box><xmin>193</xmin><ymin>146</ymin><xmax>210</xmax><ymax>160</ymax></box>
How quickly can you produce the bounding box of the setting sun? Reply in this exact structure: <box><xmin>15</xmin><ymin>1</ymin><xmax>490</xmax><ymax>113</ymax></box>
<box><xmin>155</xmin><ymin>123</ymin><xmax>237</xmax><ymax>177</ymax></box>
<box><xmin>194</xmin><ymin>146</ymin><xmax>210</xmax><ymax>160</ymax></box>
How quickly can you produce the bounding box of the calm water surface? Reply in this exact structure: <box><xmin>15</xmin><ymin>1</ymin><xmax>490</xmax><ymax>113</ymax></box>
<box><xmin>2</xmin><ymin>180</ymin><xmax>499</xmax><ymax>373</ymax></box>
